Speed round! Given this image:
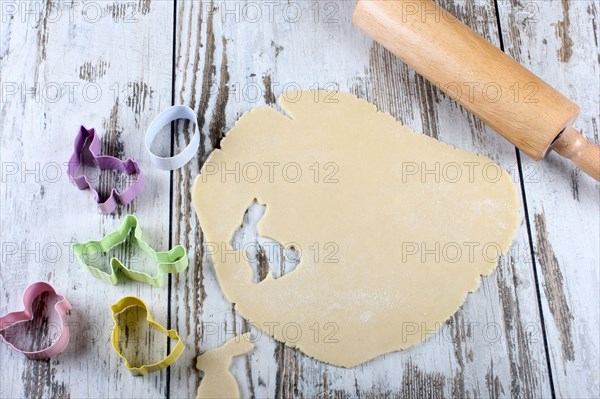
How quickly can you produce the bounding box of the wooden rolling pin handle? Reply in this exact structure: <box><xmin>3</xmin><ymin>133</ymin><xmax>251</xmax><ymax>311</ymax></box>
<box><xmin>552</xmin><ymin>126</ymin><xmax>600</xmax><ymax>181</ymax></box>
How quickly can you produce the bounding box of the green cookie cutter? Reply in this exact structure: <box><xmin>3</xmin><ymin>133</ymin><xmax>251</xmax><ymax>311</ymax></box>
<box><xmin>73</xmin><ymin>214</ymin><xmax>188</xmax><ymax>287</ymax></box>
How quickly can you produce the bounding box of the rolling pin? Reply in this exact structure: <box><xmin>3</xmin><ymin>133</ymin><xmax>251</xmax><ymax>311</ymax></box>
<box><xmin>352</xmin><ymin>0</ymin><xmax>600</xmax><ymax>181</ymax></box>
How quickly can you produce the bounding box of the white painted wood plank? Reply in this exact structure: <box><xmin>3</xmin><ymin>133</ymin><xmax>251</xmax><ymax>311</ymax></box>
<box><xmin>169</xmin><ymin>2</ymin><xmax>236</xmax><ymax>398</ymax></box>
<box><xmin>497</xmin><ymin>1</ymin><xmax>600</xmax><ymax>397</ymax></box>
<box><xmin>1</xmin><ymin>1</ymin><xmax>173</xmax><ymax>397</ymax></box>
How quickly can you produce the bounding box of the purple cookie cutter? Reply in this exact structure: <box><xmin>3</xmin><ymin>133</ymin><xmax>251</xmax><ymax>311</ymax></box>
<box><xmin>67</xmin><ymin>126</ymin><xmax>145</xmax><ymax>214</ymax></box>
<box><xmin>0</xmin><ymin>282</ymin><xmax>72</xmax><ymax>359</ymax></box>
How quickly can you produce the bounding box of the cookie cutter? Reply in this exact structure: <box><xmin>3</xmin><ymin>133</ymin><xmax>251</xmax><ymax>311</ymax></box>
<box><xmin>145</xmin><ymin>105</ymin><xmax>200</xmax><ymax>170</ymax></box>
<box><xmin>67</xmin><ymin>126</ymin><xmax>145</xmax><ymax>214</ymax></box>
<box><xmin>72</xmin><ymin>214</ymin><xmax>188</xmax><ymax>287</ymax></box>
<box><xmin>110</xmin><ymin>296</ymin><xmax>184</xmax><ymax>376</ymax></box>
<box><xmin>0</xmin><ymin>282</ymin><xmax>72</xmax><ymax>359</ymax></box>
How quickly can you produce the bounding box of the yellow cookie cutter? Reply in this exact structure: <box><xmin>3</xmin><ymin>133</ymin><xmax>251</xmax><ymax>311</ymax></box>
<box><xmin>110</xmin><ymin>296</ymin><xmax>184</xmax><ymax>376</ymax></box>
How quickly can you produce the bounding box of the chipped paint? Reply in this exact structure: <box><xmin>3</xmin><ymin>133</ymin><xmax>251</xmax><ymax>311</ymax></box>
<box><xmin>368</xmin><ymin>41</ymin><xmax>442</xmax><ymax>139</ymax></box>
<box><xmin>274</xmin><ymin>343</ymin><xmax>300</xmax><ymax>398</ymax></box>
<box><xmin>36</xmin><ymin>0</ymin><xmax>51</xmax><ymax>63</ymax></box>
<box><xmin>209</xmin><ymin>37</ymin><xmax>229</xmax><ymax>149</ymax></box>
<box><xmin>485</xmin><ymin>360</ymin><xmax>505</xmax><ymax>399</ymax></box>
<box><xmin>271</xmin><ymin>40</ymin><xmax>284</xmax><ymax>58</ymax></box>
<box><xmin>400</xmin><ymin>360</ymin><xmax>446</xmax><ymax>398</ymax></box>
<box><xmin>2</xmin><ymin>0</ymin><xmax>174</xmax><ymax>397</ymax></box>
<box><xmin>124</xmin><ymin>81</ymin><xmax>153</xmax><ymax>117</ymax></box>
<box><xmin>78</xmin><ymin>59</ymin><xmax>109</xmax><ymax>83</ymax></box>
<box><xmin>496</xmin><ymin>254</ymin><xmax>541</xmax><ymax>397</ymax></box>
<box><xmin>555</xmin><ymin>0</ymin><xmax>574</xmax><ymax>63</ymax></box>
<box><xmin>534</xmin><ymin>213</ymin><xmax>575</xmax><ymax>363</ymax></box>
<box><xmin>23</xmin><ymin>360</ymin><xmax>69</xmax><ymax>399</ymax></box>
<box><xmin>105</xmin><ymin>1</ymin><xmax>152</xmax><ymax>23</ymax></box>
<box><xmin>17</xmin><ymin>293</ymin><xmax>70</xmax><ymax>399</ymax></box>
<box><xmin>262</xmin><ymin>74</ymin><xmax>276</xmax><ymax>105</ymax></box>
<box><xmin>102</xmin><ymin>101</ymin><xmax>125</xmax><ymax>160</ymax></box>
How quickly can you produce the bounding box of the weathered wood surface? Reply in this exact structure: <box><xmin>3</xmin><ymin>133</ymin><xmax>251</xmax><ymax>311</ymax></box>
<box><xmin>1</xmin><ymin>1</ymin><xmax>598</xmax><ymax>398</ymax></box>
<box><xmin>0</xmin><ymin>1</ymin><xmax>174</xmax><ymax>397</ymax></box>
<box><xmin>497</xmin><ymin>1</ymin><xmax>600</xmax><ymax>397</ymax></box>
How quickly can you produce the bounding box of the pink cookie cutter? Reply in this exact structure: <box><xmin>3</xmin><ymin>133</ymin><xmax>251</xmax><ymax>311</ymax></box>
<box><xmin>0</xmin><ymin>282</ymin><xmax>72</xmax><ymax>359</ymax></box>
<box><xmin>67</xmin><ymin>126</ymin><xmax>145</xmax><ymax>214</ymax></box>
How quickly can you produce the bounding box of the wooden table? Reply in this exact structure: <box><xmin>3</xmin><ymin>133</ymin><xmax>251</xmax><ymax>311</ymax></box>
<box><xmin>1</xmin><ymin>1</ymin><xmax>598</xmax><ymax>397</ymax></box>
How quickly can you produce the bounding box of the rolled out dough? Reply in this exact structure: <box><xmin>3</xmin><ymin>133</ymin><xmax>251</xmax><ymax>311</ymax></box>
<box><xmin>192</xmin><ymin>91</ymin><xmax>520</xmax><ymax>367</ymax></box>
<box><xmin>195</xmin><ymin>333</ymin><xmax>254</xmax><ymax>399</ymax></box>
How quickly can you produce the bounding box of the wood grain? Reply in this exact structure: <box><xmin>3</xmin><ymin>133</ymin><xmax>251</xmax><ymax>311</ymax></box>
<box><xmin>170</xmin><ymin>0</ymin><xmax>550</xmax><ymax>397</ymax></box>
<box><xmin>1</xmin><ymin>1</ymin><xmax>174</xmax><ymax>397</ymax></box>
<box><xmin>0</xmin><ymin>0</ymin><xmax>597</xmax><ymax>398</ymax></box>
<box><xmin>497</xmin><ymin>2</ymin><xmax>600</xmax><ymax>397</ymax></box>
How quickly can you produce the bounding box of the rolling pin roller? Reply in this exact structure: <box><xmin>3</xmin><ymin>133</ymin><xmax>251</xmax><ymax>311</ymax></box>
<box><xmin>353</xmin><ymin>0</ymin><xmax>600</xmax><ymax>181</ymax></box>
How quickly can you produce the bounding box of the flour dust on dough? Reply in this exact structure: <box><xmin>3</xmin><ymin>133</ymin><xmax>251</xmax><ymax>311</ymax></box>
<box><xmin>192</xmin><ymin>91</ymin><xmax>520</xmax><ymax>367</ymax></box>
